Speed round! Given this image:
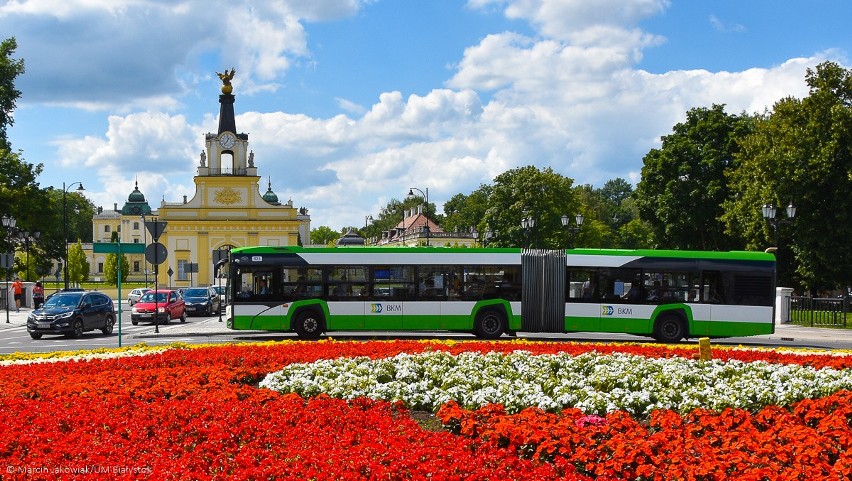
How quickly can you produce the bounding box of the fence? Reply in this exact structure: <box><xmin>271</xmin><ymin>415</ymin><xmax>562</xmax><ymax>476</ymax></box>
<box><xmin>789</xmin><ymin>296</ymin><xmax>850</xmax><ymax>327</ymax></box>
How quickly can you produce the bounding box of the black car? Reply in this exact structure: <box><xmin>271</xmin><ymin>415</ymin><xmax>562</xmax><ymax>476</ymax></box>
<box><xmin>27</xmin><ymin>291</ymin><xmax>115</xmax><ymax>339</ymax></box>
<box><xmin>182</xmin><ymin>287</ymin><xmax>221</xmax><ymax>316</ymax></box>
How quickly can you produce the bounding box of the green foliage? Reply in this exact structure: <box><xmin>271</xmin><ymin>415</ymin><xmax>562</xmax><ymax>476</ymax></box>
<box><xmin>484</xmin><ymin>166</ymin><xmax>579</xmax><ymax>248</ymax></box>
<box><xmin>310</xmin><ymin>225</ymin><xmax>340</xmax><ymax>246</ymax></box>
<box><xmin>0</xmin><ymin>37</ymin><xmax>24</xmax><ymax>150</ymax></box>
<box><xmin>442</xmin><ymin>185</ymin><xmax>493</xmax><ymax>234</ymax></box>
<box><xmin>724</xmin><ymin>61</ymin><xmax>852</xmax><ymax>292</ymax></box>
<box><xmin>635</xmin><ymin>104</ymin><xmax>754</xmax><ymax>250</ymax></box>
<box><xmin>103</xmin><ymin>252</ymin><xmax>130</xmax><ymax>286</ymax></box>
<box><xmin>67</xmin><ymin>241</ymin><xmax>89</xmax><ymax>286</ymax></box>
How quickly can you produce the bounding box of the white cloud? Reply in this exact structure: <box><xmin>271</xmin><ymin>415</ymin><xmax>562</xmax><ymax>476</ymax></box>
<box><xmin>9</xmin><ymin>0</ymin><xmax>849</xmax><ymax>230</ymax></box>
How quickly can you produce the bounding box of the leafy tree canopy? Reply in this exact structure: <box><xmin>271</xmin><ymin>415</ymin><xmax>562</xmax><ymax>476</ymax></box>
<box><xmin>635</xmin><ymin>104</ymin><xmax>754</xmax><ymax>250</ymax></box>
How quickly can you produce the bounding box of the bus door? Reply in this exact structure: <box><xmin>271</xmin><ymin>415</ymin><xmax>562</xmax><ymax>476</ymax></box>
<box><xmin>565</xmin><ymin>268</ymin><xmax>601</xmax><ymax>332</ymax></box>
<box><xmin>326</xmin><ymin>267</ymin><xmax>368</xmax><ymax>330</ymax></box>
<box><xmin>364</xmin><ymin>266</ymin><xmax>410</xmax><ymax>330</ymax></box>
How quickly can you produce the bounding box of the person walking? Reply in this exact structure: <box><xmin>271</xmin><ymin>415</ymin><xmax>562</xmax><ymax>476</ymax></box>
<box><xmin>10</xmin><ymin>277</ymin><xmax>23</xmax><ymax>312</ymax></box>
<box><xmin>32</xmin><ymin>281</ymin><xmax>44</xmax><ymax>309</ymax></box>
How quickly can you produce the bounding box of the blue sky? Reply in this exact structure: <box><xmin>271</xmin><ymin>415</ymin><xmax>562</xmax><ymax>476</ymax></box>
<box><xmin>3</xmin><ymin>0</ymin><xmax>850</xmax><ymax>230</ymax></box>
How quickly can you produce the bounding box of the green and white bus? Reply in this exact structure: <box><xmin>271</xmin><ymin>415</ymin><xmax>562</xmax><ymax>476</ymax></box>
<box><xmin>223</xmin><ymin>246</ymin><xmax>776</xmax><ymax>342</ymax></box>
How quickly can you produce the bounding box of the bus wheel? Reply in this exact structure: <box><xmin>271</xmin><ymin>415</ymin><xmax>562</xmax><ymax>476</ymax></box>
<box><xmin>654</xmin><ymin>314</ymin><xmax>685</xmax><ymax>343</ymax></box>
<box><xmin>294</xmin><ymin>310</ymin><xmax>324</xmax><ymax>340</ymax></box>
<box><xmin>474</xmin><ymin>309</ymin><xmax>505</xmax><ymax>340</ymax></box>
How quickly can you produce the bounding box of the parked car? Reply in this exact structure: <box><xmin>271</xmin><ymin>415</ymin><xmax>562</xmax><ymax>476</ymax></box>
<box><xmin>27</xmin><ymin>291</ymin><xmax>115</xmax><ymax>339</ymax></box>
<box><xmin>211</xmin><ymin>285</ymin><xmax>226</xmax><ymax>310</ymax></box>
<box><xmin>183</xmin><ymin>287</ymin><xmax>221</xmax><ymax>316</ymax></box>
<box><xmin>127</xmin><ymin>287</ymin><xmax>151</xmax><ymax>306</ymax></box>
<box><xmin>130</xmin><ymin>289</ymin><xmax>186</xmax><ymax>325</ymax></box>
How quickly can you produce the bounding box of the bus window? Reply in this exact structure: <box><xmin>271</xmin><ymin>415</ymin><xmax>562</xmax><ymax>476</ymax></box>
<box><xmin>329</xmin><ymin>266</ymin><xmax>367</xmax><ymax>299</ymax></box>
<box><xmin>644</xmin><ymin>271</ymin><xmax>698</xmax><ymax>303</ymax></box>
<box><xmin>568</xmin><ymin>269</ymin><xmax>597</xmax><ymax>301</ymax></box>
<box><xmin>373</xmin><ymin>266</ymin><xmax>414</xmax><ymax>300</ymax></box>
<box><xmin>417</xmin><ymin>266</ymin><xmax>458</xmax><ymax>300</ymax></box>
<box><xmin>701</xmin><ymin>271</ymin><xmax>724</xmax><ymax>304</ymax></box>
<box><xmin>598</xmin><ymin>268</ymin><xmax>640</xmax><ymax>303</ymax></box>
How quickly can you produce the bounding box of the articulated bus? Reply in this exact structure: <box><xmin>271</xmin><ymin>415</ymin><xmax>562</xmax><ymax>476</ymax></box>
<box><xmin>223</xmin><ymin>246</ymin><xmax>776</xmax><ymax>342</ymax></box>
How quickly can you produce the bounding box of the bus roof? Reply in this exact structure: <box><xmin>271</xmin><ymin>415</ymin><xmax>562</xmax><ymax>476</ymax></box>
<box><xmin>229</xmin><ymin>245</ymin><xmax>775</xmax><ymax>262</ymax></box>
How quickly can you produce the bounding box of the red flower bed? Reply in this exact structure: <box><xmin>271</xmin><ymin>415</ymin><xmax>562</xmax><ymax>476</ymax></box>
<box><xmin>0</xmin><ymin>340</ymin><xmax>850</xmax><ymax>480</ymax></box>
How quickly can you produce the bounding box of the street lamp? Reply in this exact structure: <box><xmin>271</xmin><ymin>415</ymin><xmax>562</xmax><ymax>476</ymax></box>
<box><xmin>63</xmin><ymin>181</ymin><xmax>85</xmax><ymax>290</ymax></box>
<box><xmin>521</xmin><ymin>215</ymin><xmax>536</xmax><ymax>248</ymax></box>
<box><xmin>407</xmin><ymin>187</ymin><xmax>430</xmax><ymax>246</ymax></box>
<box><xmin>364</xmin><ymin>215</ymin><xmax>373</xmax><ymax>245</ymax></box>
<box><xmin>561</xmin><ymin>213</ymin><xmax>584</xmax><ymax>248</ymax></box>
<box><xmin>762</xmin><ymin>202</ymin><xmax>796</xmax><ymax>246</ymax></box>
<box><xmin>762</xmin><ymin>201</ymin><xmax>796</xmax><ymax>288</ymax></box>
<box><xmin>19</xmin><ymin>230</ymin><xmax>40</xmax><ymax>281</ymax></box>
<box><xmin>2</xmin><ymin>215</ymin><xmax>16</xmax><ymax>324</ymax></box>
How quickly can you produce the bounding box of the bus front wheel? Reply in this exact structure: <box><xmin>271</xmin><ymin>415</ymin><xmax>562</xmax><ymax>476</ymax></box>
<box><xmin>294</xmin><ymin>310</ymin><xmax>324</xmax><ymax>340</ymax></box>
<box><xmin>654</xmin><ymin>314</ymin><xmax>685</xmax><ymax>343</ymax></box>
<box><xmin>474</xmin><ymin>309</ymin><xmax>505</xmax><ymax>340</ymax></box>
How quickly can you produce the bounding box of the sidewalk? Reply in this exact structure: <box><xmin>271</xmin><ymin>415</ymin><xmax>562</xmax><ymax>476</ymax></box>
<box><xmin>2</xmin><ymin>304</ymin><xmax>852</xmax><ymax>345</ymax></box>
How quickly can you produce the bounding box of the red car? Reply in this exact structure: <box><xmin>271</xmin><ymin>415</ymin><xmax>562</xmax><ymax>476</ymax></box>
<box><xmin>130</xmin><ymin>289</ymin><xmax>186</xmax><ymax>325</ymax></box>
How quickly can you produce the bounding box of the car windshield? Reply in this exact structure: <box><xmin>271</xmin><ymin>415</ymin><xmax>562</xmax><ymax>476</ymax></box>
<box><xmin>212</xmin><ymin>286</ymin><xmax>224</xmax><ymax>294</ymax></box>
<box><xmin>43</xmin><ymin>293</ymin><xmax>83</xmax><ymax>308</ymax></box>
<box><xmin>185</xmin><ymin>288</ymin><xmax>208</xmax><ymax>297</ymax></box>
<box><xmin>139</xmin><ymin>292</ymin><xmax>169</xmax><ymax>303</ymax></box>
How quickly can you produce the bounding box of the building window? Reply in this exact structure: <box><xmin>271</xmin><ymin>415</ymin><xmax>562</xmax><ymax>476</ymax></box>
<box><xmin>133</xmin><ymin>222</ymin><xmax>140</xmax><ymax>230</ymax></box>
<box><xmin>104</xmin><ymin>225</ymin><xmax>110</xmax><ymax>233</ymax></box>
<box><xmin>178</xmin><ymin>260</ymin><xmax>188</xmax><ymax>281</ymax></box>
<box><xmin>133</xmin><ymin>261</ymin><xmax>140</xmax><ymax>272</ymax></box>
<box><xmin>98</xmin><ymin>262</ymin><xmax>104</xmax><ymax>273</ymax></box>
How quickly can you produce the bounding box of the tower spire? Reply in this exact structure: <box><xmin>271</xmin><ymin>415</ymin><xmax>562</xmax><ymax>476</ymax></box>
<box><xmin>216</xmin><ymin>68</ymin><xmax>237</xmax><ymax>135</ymax></box>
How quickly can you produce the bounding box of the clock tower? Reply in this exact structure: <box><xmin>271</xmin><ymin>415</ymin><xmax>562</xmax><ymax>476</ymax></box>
<box><xmin>150</xmin><ymin>69</ymin><xmax>310</xmax><ymax>286</ymax></box>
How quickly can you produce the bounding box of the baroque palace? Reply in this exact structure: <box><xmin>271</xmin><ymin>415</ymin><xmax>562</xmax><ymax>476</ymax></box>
<box><xmin>84</xmin><ymin>70</ymin><xmax>310</xmax><ymax>288</ymax></box>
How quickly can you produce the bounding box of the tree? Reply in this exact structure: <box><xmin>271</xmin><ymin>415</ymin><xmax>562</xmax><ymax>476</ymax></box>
<box><xmin>724</xmin><ymin>62</ymin><xmax>852</xmax><ymax>292</ymax></box>
<box><xmin>0</xmin><ymin>37</ymin><xmax>24</xmax><ymax>151</ymax></box>
<box><xmin>483</xmin><ymin>166</ymin><xmax>579</xmax><ymax>248</ymax></box>
<box><xmin>67</xmin><ymin>241</ymin><xmax>89</xmax><ymax>287</ymax></box>
<box><xmin>310</xmin><ymin>226</ymin><xmax>340</xmax><ymax>246</ymax></box>
<box><xmin>0</xmin><ymin>38</ymin><xmax>46</xmax><ymax>252</ymax></box>
<box><xmin>103</xmin><ymin>252</ymin><xmax>130</xmax><ymax>286</ymax></box>
<box><xmin>441</xmin><ymin>185</ymin><xmax>493</xmax><ymax>236</ymax></box>
<box><xmin>635</xmin><ymin>104</ymin><xmax>754</xmax><ymax>250</ymax></box>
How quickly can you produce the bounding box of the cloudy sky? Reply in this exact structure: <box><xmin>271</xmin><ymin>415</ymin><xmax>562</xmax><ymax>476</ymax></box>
<box><xmin>4</xmin><ymin>0</ymin><xmax>850</xmax><ymax>230</ymax></box>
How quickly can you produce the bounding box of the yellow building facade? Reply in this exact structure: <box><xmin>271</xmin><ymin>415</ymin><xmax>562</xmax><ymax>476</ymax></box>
<box><xmin>87</xmin><ymin>73</ymin><xmax>310</xmax><ymax>288</ymax></box>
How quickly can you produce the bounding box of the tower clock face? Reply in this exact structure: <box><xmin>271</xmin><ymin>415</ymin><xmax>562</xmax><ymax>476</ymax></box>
<box><xmin>219</xmin><ymin>132</ymin><xmax>236</xmax><ymax>149</ymax></box>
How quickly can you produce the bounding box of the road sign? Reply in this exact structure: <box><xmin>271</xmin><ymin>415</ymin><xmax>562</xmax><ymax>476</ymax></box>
<box><xmin>93</xmin><ymin>243</ymin><xmax>146</xmax><ymax>254</ymax></box>
<box><xmin>0</xmin><ymin>253</ymin><xmax>13</xmax><ymax>269</ymax></box>
<box><xmin>145</xmin><ymin>242</ymin><xmax>168</xmax><ymax>265</ymax></box>
<box><xmin>144</xmin><ymin>219</ymin><xmax>168</xmax><ymax>242</ymax></box>
<box><xmin>186</xmin><ymin>263</ymin><xmax>198</xmax><ymax>273</ymax></box>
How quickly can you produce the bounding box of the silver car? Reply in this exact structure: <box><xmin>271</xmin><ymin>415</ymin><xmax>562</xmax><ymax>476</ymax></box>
<box><xmin>127</xmin><ymin>288</ymin><xmax>151</xmax><ymax>306</ymax></box>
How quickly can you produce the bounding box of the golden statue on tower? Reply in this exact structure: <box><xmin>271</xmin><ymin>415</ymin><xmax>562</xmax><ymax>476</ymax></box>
<box><xmin>216</xmin><ymin>68</ymin><xmax>236</xmax><ymax>94</ymax></box>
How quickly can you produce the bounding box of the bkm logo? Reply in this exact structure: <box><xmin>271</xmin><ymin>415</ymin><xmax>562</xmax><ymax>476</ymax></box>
<box><xmin>370</xmin><ymin>303</ymin><xmax>382</xmax><ymax>313</ymax></box>
<box><xmin>601</xmin><ymin>305</ymin><xmax>614</xmax><ymax>316</ymax></box>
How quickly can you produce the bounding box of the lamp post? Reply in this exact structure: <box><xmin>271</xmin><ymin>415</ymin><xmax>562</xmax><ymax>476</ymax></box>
<box><xmin>364</xmin><ymin>215</ymin><xmax>373</xmax><ymax>244</ymax></box>
<box><xmin>561</xmin><ymin>213</ymin><xmax>584</xmax><ymax>248</ymax></box>
<box><xmin>521</xmin><ymin>215</ymin><xmax>536</xmax><ymax>248</ymax></box>
<box><xmin>407</xmin><ymin>187</ymin><xmax>430</xmax><ymax>246</ymax></box>
<box><xmin>762</xmin><ymin>201</ymin><xmax>796</xmax><ymax>288</ymax></box>
<box><xmin>62</xmin><ymin>181</ymin><xmax>85</xmax><ymax>290</ymax></box>
<box><xmin>19</xmin><ymin>230</ymin><xmax>40</xmax><ymax>282</ymax></box>
<box><xmin>762</xmin><ymin>202</ymin><xmax>796</xmax><ymax>248</ymax></box>
<box><xmin>141</xmin><ymin>214</ymin><xmax>148</xmax><ymax>289</ymax></box>
<box><xmin>2</xmin><ymin>215</ymin><xmax>16</xmax><ymax>323</ymax></box>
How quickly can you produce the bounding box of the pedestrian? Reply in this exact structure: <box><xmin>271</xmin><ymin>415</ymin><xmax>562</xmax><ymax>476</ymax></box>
<box><xmin>10</xmin><ymin>277</ymin><xmax>23</xmax><ymax>312</ymax></box>
<box><xmin>33</xmin><ymin>281</ymin><xmax>44</xmax><ymax>309</ymax></box>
